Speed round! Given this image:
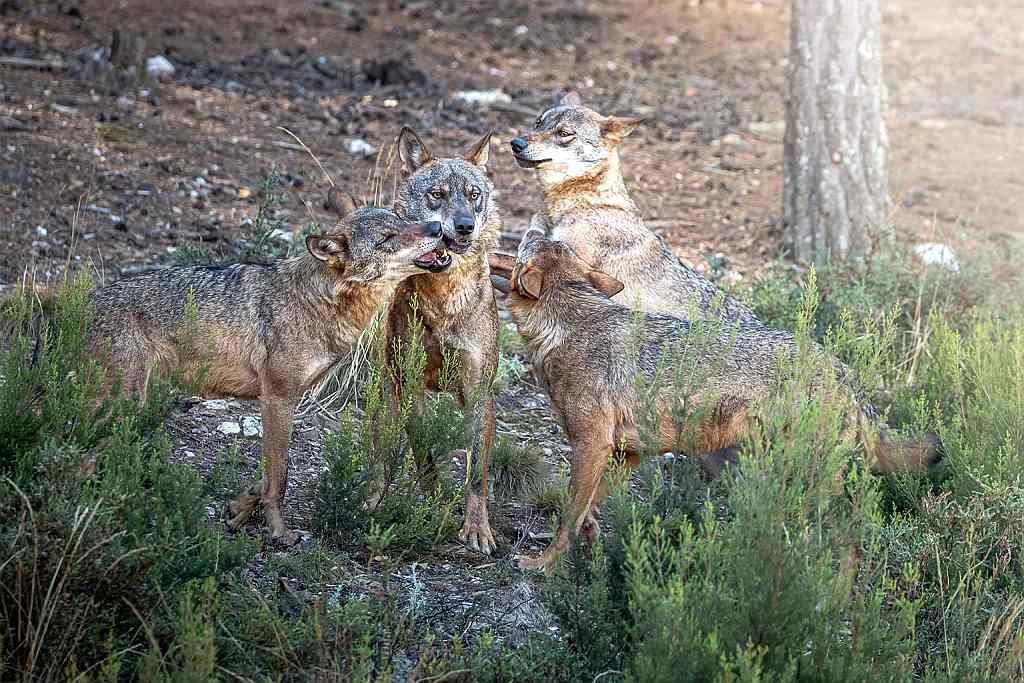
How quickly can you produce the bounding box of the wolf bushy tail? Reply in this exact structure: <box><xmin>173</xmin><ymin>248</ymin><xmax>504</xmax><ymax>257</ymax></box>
<box><xmin>853</xmin><ymin>404</ymin><xmax>944</xmax><ymax>474</ymax></box>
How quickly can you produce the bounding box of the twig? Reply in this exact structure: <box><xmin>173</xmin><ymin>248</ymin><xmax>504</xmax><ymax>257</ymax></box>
<box><xmin>277</xmin><ymin>126</ymin><xmax>335</xmax><ymax>188</ymax></box>
<box><xmin>0</xmin><ymin>56</ymin><xmax>67</xmax><ymax>70</ymax></box>
<box><xmin>489</xmin><ymin>101</ymin><xmax>538</xmax><ymax>118</ymax></box>
<box><xmin>270</xmin><ymin>140</ymin><xmax>306</xmax><ymax>152</ymax></box>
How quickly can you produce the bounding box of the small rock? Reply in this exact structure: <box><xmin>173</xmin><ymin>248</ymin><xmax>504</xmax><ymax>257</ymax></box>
<box><xmin>203</xmin><ymin>399</ymin><xmax>229</xmax><ymax>411</ymax></box>
<box><xmin>453</xmin><ymin>89</ymin><xmax>512</xmax><ymax>107</ymax></box>
<box><xmin>917</xmin><ymin>118</ymin><xmax>948</xmax><ymax>130</ymax></box>
<box><xmin>35</xmin><ymin>226</ymin><xmax>48</xmax><ymax>237</ymax></box>
<box><xmin>242</xmin><ymin>416</ymin><xmax>263</xmax><ymax>438</ymax></box>
<box><xmin>116</xmin><ymin>95</ymin><xmax>136</xmax><ymax>112</ymax></box>
<box><xmin>748</xmin><ymin>120</ymin><xmax>785</xmax><ymax>137</ymax></box>
<box><xmin>913</xmin><ymin>243</ymin><xmax>959</xmax><ymax>272</ymax></box>
<box><xmin>344</xmin><ymin>138</ymin><xmax>377</xmax><ymax>157</ymax></box>
<box><xmin>217</xmin><ymin>421</ymin><xmax>241</xmax><ymax>435</ymax></box>
<box><xmin>237</xmin><ymin>187</ymin><xmax>252</xmax><ymax>199</ymax></box>
<box><xmin>146</xmin><ymin>55</ymin><xmax>176</xmax><ymax>81</ymax></box>
<box><xmin>720</xmin><ymin>132</ymin><xmax>746</xmax><ymax>147</ymax></box>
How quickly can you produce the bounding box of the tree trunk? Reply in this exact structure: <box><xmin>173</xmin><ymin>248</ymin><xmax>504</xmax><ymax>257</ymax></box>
<box><xmin>783</xmin><ymin>0</ymin><xmax>890</xmax><ymax>266</ymax></box>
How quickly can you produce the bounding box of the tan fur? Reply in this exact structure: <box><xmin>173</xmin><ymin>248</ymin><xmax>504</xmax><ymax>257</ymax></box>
<box><xmin>89</xmin><ymin>207</ymin><xmax>445</xmax><ymax>544</ymax></box>
<box><xmin>490</xmin><ymin>233</ymin><xmax>941</xmax><ymax>570</ymax></box>
<box><xmin>388</xmin><ymin>131</ymin><xmax>503</xmax><ymax>554</ymax></box>
<box><xmin>513</xmin><ymin>97</ymin><xmax>757</xmax><ymax>322</ymax></box>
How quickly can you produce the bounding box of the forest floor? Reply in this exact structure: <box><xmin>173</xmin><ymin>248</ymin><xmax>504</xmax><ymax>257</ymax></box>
<box><xmin>2</xmin><ymin>0</ymin><xmax>1022</xmax><ymax>656</ymax></box>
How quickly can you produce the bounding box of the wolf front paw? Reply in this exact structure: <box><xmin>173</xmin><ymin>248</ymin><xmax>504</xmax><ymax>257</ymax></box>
<box><xmin>459</xmin><ymin>490</ymin><xmax>497</xmax><ymax>555</ymax></box>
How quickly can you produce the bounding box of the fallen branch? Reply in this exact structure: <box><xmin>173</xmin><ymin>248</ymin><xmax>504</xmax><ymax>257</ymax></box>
<box><xmin>0</xmin><ymin>56</ymin><xmax>67</xmax><ymax>70</ymax></box>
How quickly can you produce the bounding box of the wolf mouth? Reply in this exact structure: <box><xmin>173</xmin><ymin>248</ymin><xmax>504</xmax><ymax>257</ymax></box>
<box><xmin>513</xmin><ymin>153</ymin><xmax>551</xmax><ymax>169</ymax></box>
<box><xmin>444</xmin><ymin>236</ymin><xmax>472</xmax><ymax>255</ymax></box>
<box><xmin>414</xmin><ymin>246</ymin><xmax>453</xmax><ymax>272</ymax></box>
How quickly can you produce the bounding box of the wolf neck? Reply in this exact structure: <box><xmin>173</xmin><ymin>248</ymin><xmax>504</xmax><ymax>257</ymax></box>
<box><xmin>278</xmin><ymin>254</ymin><xmax>387</xmax><ymax>335</ymax></box>
<box><xmin>541</xmin><ymin>150</ymin><xmax>636</xmax><ymax>223</ymax></box>
<box><xmin>514</xmin><ymin>284</ymin><xmax>610</xmax><ymax>364</ymax></box>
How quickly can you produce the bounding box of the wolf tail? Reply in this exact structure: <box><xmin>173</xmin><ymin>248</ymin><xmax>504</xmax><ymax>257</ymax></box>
<box><xmin>853</xmin><ymin>404</ymin><xmax>944</xmax><ymax>474</ymax></box>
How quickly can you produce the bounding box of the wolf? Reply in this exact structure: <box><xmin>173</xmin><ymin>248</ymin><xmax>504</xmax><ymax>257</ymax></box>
<box><xmin>385</xmin><ymin>126</ymin><xmax>502</xmax><ymax>555</ymax></box>
<box><xmin>90</xmin><ymin>196</ymin><xmax>449</xmax><ymax>544</ymax></box>
<box><xmin>489</xmin><ymin>231</ymin><xmax>942</xmax><ymax>569</ymax></box>
<box><xmin>510</xmin><ymin>90</ymin><xmax>757</xmax><ymax>322</ymax></box>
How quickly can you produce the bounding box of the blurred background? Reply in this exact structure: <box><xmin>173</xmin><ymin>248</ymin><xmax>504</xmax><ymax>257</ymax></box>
<box><xmin>1</xmin><ymin>0</ymin><xmax>1020</xmax><ymax>285</ymax></box>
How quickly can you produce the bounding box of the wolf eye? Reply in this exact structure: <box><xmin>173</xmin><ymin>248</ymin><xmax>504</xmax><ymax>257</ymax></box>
<box><xmin>558</xmin><ymin>129</ymin><xmax>575</xmax><ymax>138</ymax></box>
<box><xmin>429</xmin><ymin>189</ymin><xmax>444</xmax><ymax>200</ymax></box>
<box><xmin>378</xmin><ymin>233</ymin><xmax>397</xmax><ymax>246</ymax></box>
<box><xmin>468</xmin><ymin>188</ymin><xmax>481</xmax><ymax>201</ymax></box>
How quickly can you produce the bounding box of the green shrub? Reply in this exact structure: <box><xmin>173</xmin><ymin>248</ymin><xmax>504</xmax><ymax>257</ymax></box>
<box><xmin>0</xmin><ymin>276</ymin><xmax>253</xmax><ymax>680</ymax></box>
<box><xmin>314</xmin><ymin>309</ymin><xmax>462</xmax><ymax>555</ymax></box>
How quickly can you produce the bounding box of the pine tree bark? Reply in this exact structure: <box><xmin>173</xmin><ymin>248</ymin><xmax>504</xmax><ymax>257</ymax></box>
<box><xmin>783</xmin><ymin>0</ymin><xmax>890</xmax><ymax>266</ymax></box>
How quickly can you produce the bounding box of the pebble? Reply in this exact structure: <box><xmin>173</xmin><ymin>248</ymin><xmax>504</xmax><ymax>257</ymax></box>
<box><xmin>203</xmin><ymin>399</ymin><xmax>229</xmax><ymax>411</ymax></box>
<box><xmin>913</xmin><ymin>243</ymin><xmax>960</xmax><ymax>272</ymax></box>
<box><xmin>453</xmin><ymin>89</ymin><xmax>512</xmax><ymax>107</ymax></box>
<box><xmin>217</xmin><ymin>421</ymin><xmax>241</xmax><ymax>435</ymax></box>
<box><xmin>242</xmin><ymin>416</ymin><xmax>263</xmax><ymax>438</ymax></box>
<box><xmin>146</xmin><ymin>55</ymin><xmax>176</xmax><ymax>81</ymax></box>
<box><xmin>35</xmin><ymin>226</ymin><xmax>47</xmax><ymax>237</ymax></box>
<box><xmin>344</xmin><ymin>138</ymin><xmax>377</xmax><ymax>157</ymax></box>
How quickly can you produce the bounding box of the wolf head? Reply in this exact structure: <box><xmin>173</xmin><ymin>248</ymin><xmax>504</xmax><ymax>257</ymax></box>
<box><xmin>393</xmin><ymin>127</ymin><xmax>495</xmax><ymax>260</ymax></box>
<box><xmin>308</xmin><ymin>189</ymin><xmax>448</xmax><ymax>285</ymax></box>
<box><xmin>509</xmin><ymin>91</ymin><xmax>643</xmax><ymax>188</ymax></box>
<box><xmin>488</xmin><ymin>229</ymin><xmax>623</xmax><ymax>302</ymax></box>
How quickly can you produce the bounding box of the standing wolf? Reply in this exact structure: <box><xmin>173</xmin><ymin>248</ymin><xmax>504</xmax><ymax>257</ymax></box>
<box><xmin>510</xmin><ymin>91</ymin><xmax>757</xmax><ymax>322</ymax></box>
<box><xmin>386</xmin><ymin>127</ymin><xmax>502</xmax><ymax>555</ymax></box>
<box><xmin>90</xmin><ymin>199</ymin><xmax>449</xmax><ymax>543</ymax></box>
<box><xmin>490</xmin><ymin>231</ymin><xmax>942</xmax><ymax>569</ymax></box>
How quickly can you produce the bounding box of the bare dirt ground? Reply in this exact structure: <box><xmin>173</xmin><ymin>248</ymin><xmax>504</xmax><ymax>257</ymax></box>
<box><xmin>2</xmin><ymin>0</ymin><xmax>1022</xmax><ymax>658</ymax></box>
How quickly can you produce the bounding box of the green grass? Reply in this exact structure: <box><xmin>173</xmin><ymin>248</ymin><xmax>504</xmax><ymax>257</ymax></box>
<box><xmin>4</xmin><ymin>235</ymin><xmax>1024</xmax><ymax>681</ymax></box>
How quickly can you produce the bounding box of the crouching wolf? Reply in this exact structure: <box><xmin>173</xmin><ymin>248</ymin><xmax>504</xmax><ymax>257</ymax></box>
<box><xmin>510</xmin><ymin>91</ymin><xmax>757</xmax><ymax>322</ymax></box>
<box><xmin>385</xmin><ymin>126</ymin><xmax>502</xmax><ymax>554</ymax></box>
<box><xmin>489</xmin><ymin>231</ymin><xmax>942</xmax><ymax>569</ymax></box>
<box><xmin>90</xmin><ymin>198</ymin><xmax>450</xmax><ymax>543</ymax></box>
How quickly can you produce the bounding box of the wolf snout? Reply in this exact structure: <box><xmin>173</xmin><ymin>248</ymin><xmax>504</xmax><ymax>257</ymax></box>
<box><xmin>417</xmin><ymin>221</ymin><xmax>443</xmax><ymax>238</ymax></box>
<box><xmin>510</xmin><ymin>137</ymin><xmax>528</xmax><ymax>154</ymax></box>
<box><xmin>454</xmin><ymin>215</ymin><xmax>475</xmax><ymax>236</ymax></box>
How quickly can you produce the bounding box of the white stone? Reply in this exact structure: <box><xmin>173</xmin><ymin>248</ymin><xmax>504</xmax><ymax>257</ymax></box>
<box><xmin>146</xmin><ymin>55</ymin><xmax>176</xmax><ymax>81</ymax></box>
<box><xmin>217</xmin><ymin>421</ymin><xmax>241</xmax><ymax>435</ymax></box>
<box><xmin>452</xmin><ymin>89</ymin><xmax>512</xmax><ymax>107</ymax></box>
<box><xmin>203</xmin><ymin>399</ymin><xmax>229</xmax><ymax>411</ymax></box>
<box><xmin>242</xmin><ymin>416</ymin><xmax>263</xmax><ymax>438</ymax></box>
<box><xmin>344</xmin><ymin>138</ymin><xmax>377</xmax><ymax>157</ymax></box>
<box><xmin>35</xmin><ymin>225</ymin><xmax>47</xmax><ymax>237</ymax></box>
<box><xmin>913</xmin><ymin>243</ymin><xmax>959</xmax><ymax>272</ymax></box>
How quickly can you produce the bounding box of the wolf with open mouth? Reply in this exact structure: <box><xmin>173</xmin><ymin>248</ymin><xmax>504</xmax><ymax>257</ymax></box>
<box><xmin>386</xmin><ymin>126</ymin><xmax>503</xmax><ymax>555</ymax></box>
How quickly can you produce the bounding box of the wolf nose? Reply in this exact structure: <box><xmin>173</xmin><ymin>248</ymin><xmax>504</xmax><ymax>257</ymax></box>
<box><xmin>510</xmin><ymin>137</ymin><xmax>528</xmax><ymax>154</ymax></box>
<box><xmin>454</xmin><ymin>218</ymin><xmax>475</xmax><ymax>236</ymax></box>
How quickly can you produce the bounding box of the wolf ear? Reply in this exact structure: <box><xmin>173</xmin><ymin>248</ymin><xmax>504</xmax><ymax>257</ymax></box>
<box><xmin>560</xmin><ymin>90</ymin><xmax>582</xmax><ymax>107</ymax></box>
<box><xmin>517</xmin><ymin>264</ymin><xmax>544</xmax><ymax>299</ymax></box>
<box><xmin>464</xmin><ymin>129</ymin><xmax>492</xmax><ymax>168</ymax></box>
<box><xmin>325</xmin><ymin>188</ymin><xmax>358</xmax><ymax>218</ymax></box>
<box><xmin>488</xmin><ymin>251</ymin><xmax>515</xmax><ymax>277</ymax></box>
<box><xmin>306</xmin><ymin>234</ymin><xmax>349</xmax><ymax>264</ymax></box>
<box><xmin>587</xmin><ymin>270</ymin><xmax>625</xmax><ymax>298</ymax></box>
<box><xmin>600</xmin><ymin>116</ymin><xmax>644</xmax><ymax>144</ymax></box>
<box><xmin>397</xmin><ymin>126</ymin><xmax>432</xmax><ymax>175</ymax></box>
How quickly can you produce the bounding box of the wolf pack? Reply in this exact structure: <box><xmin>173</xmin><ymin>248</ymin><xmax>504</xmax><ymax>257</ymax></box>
<box><xmin>88</xmin><ymin>92</ymin><xmax>942</xmax><ymax>570</ymax></box>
